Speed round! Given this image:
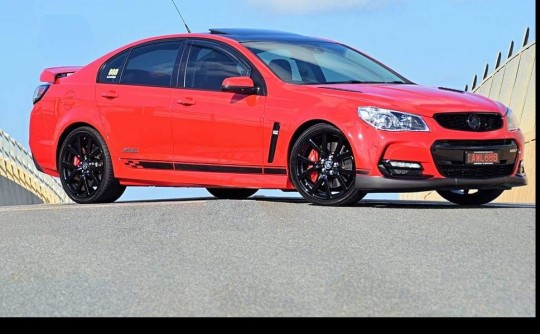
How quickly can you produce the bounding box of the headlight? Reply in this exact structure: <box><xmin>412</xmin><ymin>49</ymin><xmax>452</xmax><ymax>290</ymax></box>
<box><xmin>358</xmin><ymin>106</ymin><xmax>429</xmax><ymax>131</ymax></box>
<box><xmin>505</xmin><ymin>108</ymin><xmax>519</xmax><ymax>131</ymax></box>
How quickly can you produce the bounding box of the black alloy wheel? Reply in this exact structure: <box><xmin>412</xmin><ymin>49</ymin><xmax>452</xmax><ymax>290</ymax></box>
<box><xmin>207</xmin><ymin>188</ymin><xmax>258</xmax><ymax>199</ymax></box>
<box><xmin>58</xmin><ymin>126</ymin><xmax>125</xmax><ymax>204</ymax></box>
<box><xmin>290</xmin><ymin>123</ymin><xmax>366</xmax><ymax>206</ymax></box>
<box><xmin>436</xmin><ymin>189</ymin><xmax>504</xmax><ymax>205</ymax></box>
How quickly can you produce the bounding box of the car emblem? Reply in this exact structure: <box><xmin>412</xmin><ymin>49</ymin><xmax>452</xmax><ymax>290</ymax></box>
<box><xmin>467</xmin><ymin>114</ymin><xmax>482</xmax><ymax>131</ymax></box>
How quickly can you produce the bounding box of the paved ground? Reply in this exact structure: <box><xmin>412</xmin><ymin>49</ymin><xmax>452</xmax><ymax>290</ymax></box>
<box><xmin>0</xmin><ymin>197</ymin><xmax>535</xmax><ymax>316</ymax></box>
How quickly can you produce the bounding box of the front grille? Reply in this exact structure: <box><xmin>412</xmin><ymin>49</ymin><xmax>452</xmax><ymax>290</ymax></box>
<box><xmin>437</xmin><ymin>164</ymin><xmax>514</xmax><ymax>178</ymax></box>
<box><xmin>432</xmin><ymin>140</ymin><xmax>517</xmax><ymax>179</ymax></box>
<box><xmin>435</xmin><ymin>139</ymin><xmax>513</xmax><ymax>147</ymax></box>
<box><xmin>434</xmin><ymin>113</ymin><xmax>503</xmax><ymax>132</ymax></box>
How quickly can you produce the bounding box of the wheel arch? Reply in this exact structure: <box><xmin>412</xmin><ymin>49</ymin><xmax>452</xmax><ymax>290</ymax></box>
<box><xmin>56</xmin><ymin>122</ymin><xmax>103</xmax><ymax>168</ymax></box>
<box><xmin>286</xmin><ymin>120</ymin><xmax>366</xmax><ymax>205</ymax></box>
<box><xmin>287</xmin><ymin>119</ymin><xmax>346</xmax><ymax>167</ymax></box>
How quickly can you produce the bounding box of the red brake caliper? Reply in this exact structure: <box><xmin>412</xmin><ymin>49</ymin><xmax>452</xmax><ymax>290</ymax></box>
<box><xmin>73</xmin><ymin>156</ymin><xmax>81</xmax><ymax>168</ymax></box>
<box><xmin>308</xmin><ymin>149</ymin><xmax>319</xmax><ymax>183</ymax></box>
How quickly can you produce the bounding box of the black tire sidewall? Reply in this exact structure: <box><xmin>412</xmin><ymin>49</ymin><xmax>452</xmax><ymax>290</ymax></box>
<box><xmin>289</xmin><ymin>123</ymin><xmax>363</xmax><ymax>206</ymax></box>
<box><xmin>436</xmin><ymin>189</ymin><xmax>504</xmax><ymax>205</ymax></box>
<box><xmin>58</xmin><ymin>126</ymin><xmax>119</xmax><ymax>204</ymax></box>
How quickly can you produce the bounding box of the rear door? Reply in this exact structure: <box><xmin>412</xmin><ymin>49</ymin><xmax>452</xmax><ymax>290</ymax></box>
<box><xmin>96</xmin><ymin>40</ymin><xmax>185</xmax><ymax>162</ymax></box>
<box><xmin>171</xmin><ymin>39</ymin><xmax>266</xmax><ymax>169</ymax></box>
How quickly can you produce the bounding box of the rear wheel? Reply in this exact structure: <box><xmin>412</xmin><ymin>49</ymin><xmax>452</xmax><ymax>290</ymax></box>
<box><xmin>436</xmin><ymin>189</ymin><xmax>504</xmax><ymax>205</ymax></box>
<box><xmin>58</xmin><ymin>126</ymin><xmax>125</xmax><ymax>204</ymax></box>
<box><xmin>207</xmin><ymin>188</ymin><xmax>258</xmax><ymax>199</ymax></box>
<box><xmin>289</xmin><ymin>123</ymin><xmax>366</xmax><ymax>206</ymax></box>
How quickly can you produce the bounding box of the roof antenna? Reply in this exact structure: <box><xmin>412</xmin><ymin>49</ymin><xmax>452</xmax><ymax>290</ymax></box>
<box><xmin>171</xmin><ymin>0</ymin><xmax>191</xmax><ymax>33</ymax></box>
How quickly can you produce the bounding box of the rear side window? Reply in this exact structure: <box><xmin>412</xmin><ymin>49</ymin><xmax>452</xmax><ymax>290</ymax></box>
<box><xmin>98</xmin><ymin>51</ymin><xmax>128</xmax><ymax>83</ymax></box>
<box><xmin>120</xmin><ymin>41</ymin><xmax>183</xmax><ymax>87</ymax></box>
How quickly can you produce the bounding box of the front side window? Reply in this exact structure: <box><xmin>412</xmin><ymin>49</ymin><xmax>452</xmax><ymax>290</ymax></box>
<box><xmin>184</xmin><ymin>44</ymin><xmax>250</xmax><ymax>91</ymax></box>
<box><xmin>244</xmin><ymin>41</ymin><xmax>409</xmax><ymax>85</ymax></box>
<box><xmin>120</xmin><ymin>41</ymin><xmax>183</xmax><ymax>87</ymax></box>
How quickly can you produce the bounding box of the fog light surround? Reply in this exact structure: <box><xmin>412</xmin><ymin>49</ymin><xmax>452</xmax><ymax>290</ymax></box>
<box><xmin>379</xmin><ymin>160</ymin><xmax>424</xmax><ymax>178</ymax></box>
<box><xmin>387</xmin><ymin>161</ymin><xmax>423</xmax><ymax>169</ymax></box>
<box><xmin>518</xmin><ymin>160</ymin><xmax>526</xmax><ymax>175</ymax></box>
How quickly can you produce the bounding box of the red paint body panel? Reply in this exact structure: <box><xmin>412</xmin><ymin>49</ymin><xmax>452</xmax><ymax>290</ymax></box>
<box><xmin>29</xmin><ymin>32</ymin><xmax>526</xmax><ymax>195</ymax></box>
<box><xmin>171</xmin><ymin>89</ymin><xmax>265</xmax><ymax>167</ymax></box>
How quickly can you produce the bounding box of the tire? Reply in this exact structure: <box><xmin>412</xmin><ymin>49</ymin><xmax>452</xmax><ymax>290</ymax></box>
<box><xmin>289</xmin><ymin>123</ymin><xmax>366</xmax><ymax>206</ymax></box>
<box><xmin>436</xmin><ymin>189</ymin><xmax>504</xmax><ymax>205</ymax></box>
<box><xmin>58</xmin><ymin>126</ymin><xmax>125</xmax><ymax>204</ymax></box>
<box><xmin>207</xmin><ymin>188</ymin><xmax>258</xmax><ymax>199</ymax></box>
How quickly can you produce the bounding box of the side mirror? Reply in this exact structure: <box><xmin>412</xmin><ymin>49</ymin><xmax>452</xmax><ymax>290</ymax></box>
<box><xmin>221</xmin><ymin>77</ymin><xmax>259</xmax><ymax>95</ymax></box>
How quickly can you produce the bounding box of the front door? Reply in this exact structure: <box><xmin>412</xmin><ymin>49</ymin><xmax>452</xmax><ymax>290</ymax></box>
<box><xmin>171</xmin><ymin>40</ymin><xmax>266</xmax><ymax>169</ymax></box>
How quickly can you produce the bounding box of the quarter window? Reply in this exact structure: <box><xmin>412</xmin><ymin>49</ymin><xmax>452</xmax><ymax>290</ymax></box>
<box><xmin>98</xmin><ymin>51</ymin><xmax>128</xmax><ymax>83</ymax></box>
<box><xmin>120</xmin><ymin>41</ymin><xmax>183</xmax><ymax>87</ymax></box>
<box><xmin>185</xmin><ymin>44</ymin><xmax>250</xmax><ymax>91</ymax></box>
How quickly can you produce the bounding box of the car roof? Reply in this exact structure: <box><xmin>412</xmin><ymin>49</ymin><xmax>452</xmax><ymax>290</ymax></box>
<box><xmin>208</xmin><ymin>28</ymin><xmax>331</xmax><ymax>43</ymax></box>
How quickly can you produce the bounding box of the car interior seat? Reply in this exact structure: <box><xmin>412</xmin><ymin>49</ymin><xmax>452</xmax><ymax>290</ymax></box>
<box><xmin>195</xmin><ymin>53</ymin><xmax>241</xmax><ymax>90</ymax></box>
<box><xmin>268</xmin><ymin>59</ymin><xmax>293</xmax><ymax>82</ymax></box>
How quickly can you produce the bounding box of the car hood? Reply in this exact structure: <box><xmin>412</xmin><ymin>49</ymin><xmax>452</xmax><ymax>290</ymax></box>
<box><xmin>316</xmin><ymin>84</ymin><xmax>505</xmax><ymax>117</ymax></box>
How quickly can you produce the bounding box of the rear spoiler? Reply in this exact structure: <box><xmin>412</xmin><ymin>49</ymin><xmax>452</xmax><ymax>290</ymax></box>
<box><xmin>40</xmin><ymin>66</ymin><xmax>82</xmax><ymax>83</ymax></box>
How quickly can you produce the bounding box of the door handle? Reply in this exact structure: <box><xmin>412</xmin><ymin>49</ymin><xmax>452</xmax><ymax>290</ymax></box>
<box><xmin>177</xmin><ymin>97</ymin><xmax>196</xmax><ymax>106</ymax></box>
<box><xmin>101</xmin><ymin>91</ymin><xmax>119</xmax><ymax>99</ymax></box>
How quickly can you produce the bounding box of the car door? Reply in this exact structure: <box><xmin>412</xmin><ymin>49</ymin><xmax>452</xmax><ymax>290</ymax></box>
<box><xmin>171</xmin><ymin>39</ymin><xmax>266</xmax><ymax>169</ymax></box>
<box><xmin>96</xmin><ymin>40</ymin><xmax>185</xmax><ymax>162</ymax></box>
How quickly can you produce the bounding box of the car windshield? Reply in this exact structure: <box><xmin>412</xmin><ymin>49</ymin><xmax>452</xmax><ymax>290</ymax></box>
<box><xmin>243</xmin><ymin>40</ymin><xmax>409</xmax><ymax>85</ymax></box>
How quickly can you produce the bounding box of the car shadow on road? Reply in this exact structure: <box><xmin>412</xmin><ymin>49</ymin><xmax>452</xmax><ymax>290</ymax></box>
<box><xmin>351</xmin><ymin>200</ymin><xmax>534</xmax><ymax>210</ymax></box>
<box><xmin>250</xmin><ymin>197</ymin><xmax>534</xmax><ymax>209</ymax></box>
<box><xmin>119</xmin><ymin>196</ymin><xmax>535</xmax><ymax>210</ymax></box>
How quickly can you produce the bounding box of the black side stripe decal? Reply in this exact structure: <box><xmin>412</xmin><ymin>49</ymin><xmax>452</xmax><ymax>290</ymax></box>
<box><xmin>124</xmin><ymin>160</ymin><xmax>287</xmax><ymax>175</ymax></box>
<box><xmin>124</xmin><ymin>160</ymin><xmax>174</xmax><ymax>170</ymax></box>
<box><xmin>175</xmin><ymin>163</ymin><xmax>262</xmax><ymax>174</ymax></box>
<box><xmin>267</xmin><ymin>122</ymin><xmax>280</xmax><ymax>163</ymax></box>
<box><xmin>263</xmin><ymin>168</ymin><xmax>287</xmax><ymax>175</ymax></box>
<box><xmin>140</xmin><ymin>161</ymin><xmax>174</xmax><ymax>170</ymax></box>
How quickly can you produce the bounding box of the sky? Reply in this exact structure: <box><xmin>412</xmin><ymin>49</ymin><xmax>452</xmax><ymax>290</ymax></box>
<box><xmin>0</xmin><ymin>0</ymin><xmax>535</xmax><ymax>201</ymax></box>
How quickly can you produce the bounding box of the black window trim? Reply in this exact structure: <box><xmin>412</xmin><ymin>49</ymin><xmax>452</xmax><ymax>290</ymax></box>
<box><xmin>177</xmin><ymin>38</ymin><xmax>267</xmax><ymax>96</ymax></box>
<box><xmin>96</xmin><ymin>38</ymin><xmax>187</xmax><ymax>89</ymax></box>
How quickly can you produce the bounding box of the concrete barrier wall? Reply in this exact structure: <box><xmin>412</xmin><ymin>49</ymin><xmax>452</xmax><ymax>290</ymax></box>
<box><xmin>1</xmin><ymin>129</ymin><xmax>70</xmax><ymax>205</ymax></box>
<box><xmin>0</xmin><ymin>175</ymin><xmax>43</xmax><ymax>206</ymax></box>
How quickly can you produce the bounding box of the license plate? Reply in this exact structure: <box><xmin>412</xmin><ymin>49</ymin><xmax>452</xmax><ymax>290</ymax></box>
<box><xmin>465</xmin><ymin>151</ymin><xmax>500</xmax><ymax>165</ymax></box>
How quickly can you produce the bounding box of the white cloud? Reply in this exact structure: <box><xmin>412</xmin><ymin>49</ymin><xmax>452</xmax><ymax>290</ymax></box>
<box><xmin>248</xmin><ymin>0</ymin><xmax>400</xmax><ymax>14</ymax></box>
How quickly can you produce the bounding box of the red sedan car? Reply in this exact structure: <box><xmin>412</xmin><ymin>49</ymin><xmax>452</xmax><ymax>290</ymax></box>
<box><xmin>29</xmin><ymin>29</ymin><xmax>527</xmax><ymax>205</ymax></box>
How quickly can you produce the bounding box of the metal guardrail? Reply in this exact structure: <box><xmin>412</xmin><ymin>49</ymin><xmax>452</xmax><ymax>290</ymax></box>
<box><xmin>0</xmin><ymin>129</ymin><xmax>70</xmax><ymax>204</ymax></box>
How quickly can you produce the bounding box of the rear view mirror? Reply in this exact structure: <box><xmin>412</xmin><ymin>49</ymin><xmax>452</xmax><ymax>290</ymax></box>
<box><xmin>221</xmin><ymin>77</ymin><xmax>259</xmax><ymax>95</ymax></box>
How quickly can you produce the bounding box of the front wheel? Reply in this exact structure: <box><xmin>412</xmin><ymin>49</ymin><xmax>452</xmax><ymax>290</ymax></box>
<box><xmin>207</xmin><ymin>188</ymin><xmax>258</xmax><ymax>199</ymax></box>
<box><xmin>436</xmin><ymin>189</ymin><xmax>504</xmax><ymax>205</ymax></box>
<box><xmin>289</xmin><ymin>123</ymin><xmax>366</xmax><ymax>206</ymax></box>
<box><xmin>58</xmin><ymin>126</ymin><xmax>125</xmax><ymax>204</ymax></box>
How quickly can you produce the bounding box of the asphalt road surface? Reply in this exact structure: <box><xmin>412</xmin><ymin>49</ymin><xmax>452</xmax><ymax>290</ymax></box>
<box><xmin>0</xmin><ymin>197</ymin><xmax>535</xmax><ymax>317</ymax></box>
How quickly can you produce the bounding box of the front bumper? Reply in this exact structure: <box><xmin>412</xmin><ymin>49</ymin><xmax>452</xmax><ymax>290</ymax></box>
<box><xmin>355</xmin><ymin>174</ymin><xmax>527</xmax><ymax>193</ymax></box>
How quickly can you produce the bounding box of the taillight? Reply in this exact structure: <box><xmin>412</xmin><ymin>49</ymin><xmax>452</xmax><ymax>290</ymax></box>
<box><xmin>33</xmin><ymin>84</ymin><xmax>50</xmax><ymax>104</ymax></box>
